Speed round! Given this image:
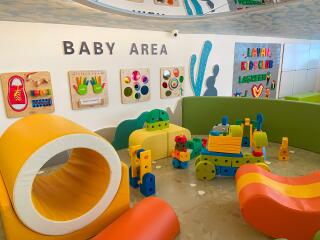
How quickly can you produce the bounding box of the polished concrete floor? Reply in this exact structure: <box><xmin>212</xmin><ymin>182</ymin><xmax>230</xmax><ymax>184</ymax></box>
<box><xmin>0</xmin><ymin>142</ymin><xmax>320</xmax><ymax>240</ymax></box>
<box><xmin>119</xmin><ymin>142</ymin><xmax>320</xmax><ymax>240</ymax></box>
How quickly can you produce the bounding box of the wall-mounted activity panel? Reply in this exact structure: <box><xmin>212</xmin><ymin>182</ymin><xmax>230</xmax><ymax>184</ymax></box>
<box><xmin>120</xmin><ymin>68</ymin><xmax>151</xmax><ymax>104</ymax></box>
<box><xmin>0</xmin><ymin>71</ymin><xmax>54</xmax><ymax>118</ymax></box>
<box><xmin>160</xmin><ymin>66</ymin><xmax>184</xmax><ymax>99</ymax></box>
<box><xmin>68</xmin><ymin>70</ymin><xmax>108</xmax><ymax>110</ymax></box>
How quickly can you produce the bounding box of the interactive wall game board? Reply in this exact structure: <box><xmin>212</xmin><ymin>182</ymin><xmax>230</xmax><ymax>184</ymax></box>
<box><xmin>160</xmin><ymin>67</ymin><xmax>184</xmax><ymax>99</ymax></box>
<box><xmin>0</xmin><ymin>71</ymin><xmax>54</xmax><ymax>118</ymax></box>
<box><xmin>68</xmin><ymin>70</ymin><xmax>108</xmax><ymax>110</ymax></box>
<box><xmin>120</xmin><ymin>68</ymin><xmax>151</xmax><ymax>104</ymax></box>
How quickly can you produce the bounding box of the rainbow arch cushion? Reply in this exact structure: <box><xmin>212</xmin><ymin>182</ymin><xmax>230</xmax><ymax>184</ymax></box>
<box><xmin>236</xmin><ymin>164</ymin><xmax>320</xmax><ymax>240</ymax></box>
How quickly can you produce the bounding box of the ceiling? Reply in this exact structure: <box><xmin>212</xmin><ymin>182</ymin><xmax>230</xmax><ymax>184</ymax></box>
<box><xmin>0</xmin><ymin>0</ymin><xmax>319</xmax><ymax>39</ymax></box>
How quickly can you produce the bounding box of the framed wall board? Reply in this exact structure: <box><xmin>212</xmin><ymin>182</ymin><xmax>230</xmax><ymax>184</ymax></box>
<box><xmin>0</xmin><ymin>71</ymin><xmax>54</xmax><ymax>118</ymax></box>
<box><xmin>232</xmin><ymin>42</ymin><xmax>282</xmax><ymax>99</ymax></box>
<box><xmin>160</xmin><ymin>66</ymin><xmax>184</xmax><ymax>99</ymax></box>
<box><xmin>68</xmin><ymin>70</ymin><xmax>108</xmax><ymax>110</ymax></box>
<box><xmin>120</xmin><ymin>68</ymin><xmax>151</xmax><ymax>104</ymax></box>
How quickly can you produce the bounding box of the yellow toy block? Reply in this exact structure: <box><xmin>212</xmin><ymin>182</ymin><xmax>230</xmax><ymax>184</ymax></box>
<box><xmin>129</xmin><ymin>145</ymin><xmax>142</xmax><ymax>178</ymax></box>
<box><xmin>244</xmin><ymin>118</ymin><xmax>251</xmax><ymax>126</ymax></box>
<box><xmin>129</xmin><ymin>129</ymin><xmax>168</xmax><ymax>161</ymax></box>
<box><xmin>129</xmin><ymin>124</ymin><xmax>191</xmax><ymax>161</ymax></box>
<box><xmin>229</xmin><ymin>125</ymin><xmax>243</xmax><ymax>137</ymax></box>
<box><xmin>139</xmin><ymin>150</ymin><xmax>152</xmax><ymax>184</ymax></box>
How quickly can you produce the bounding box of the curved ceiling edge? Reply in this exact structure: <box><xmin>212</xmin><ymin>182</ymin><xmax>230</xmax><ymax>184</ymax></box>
<box><xmin>74</xmin><ymin>0</ymin><xmax>231</xmax><ymax>19</ymax></box>
<box><xmin>73</xmin><ymin>0</ymin><xmax>285</xmax><ymax>21</ymax></box>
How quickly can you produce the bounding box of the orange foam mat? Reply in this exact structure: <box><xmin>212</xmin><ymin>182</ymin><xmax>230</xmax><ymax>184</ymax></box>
<box><xmin>236</xmin><ymin>164</ymin><xmax>320</xmax><ymax>240</ymax></box>
<box><xmin>93</xmin><ymin>197</ymin><xmax>180</xmax><ymax>240</ymax></box>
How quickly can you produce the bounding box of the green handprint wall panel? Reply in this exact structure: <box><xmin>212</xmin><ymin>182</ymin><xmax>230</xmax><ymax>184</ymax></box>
<box><xmin>68</xmin><ymin>70</ymin><xmax>108</xmax><ymax>110</ymax></box>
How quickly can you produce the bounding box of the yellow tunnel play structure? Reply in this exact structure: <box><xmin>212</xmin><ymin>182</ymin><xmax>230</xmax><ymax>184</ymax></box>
<box><xmin>0</xmin><ymin>114</ymin><xmax>130</xmax><ymax>240</ymax></box>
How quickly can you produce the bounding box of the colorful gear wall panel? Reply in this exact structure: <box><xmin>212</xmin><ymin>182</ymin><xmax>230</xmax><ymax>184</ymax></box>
<box><xmin>68</xmin><ymin>70</ymin><xmax>108</xmax><ymax>110</ymax></box>
<box><xmin>120</xmin><ymin>68</ymin><xmax>151</xmax><ymax>104</ymax></box>
<box><xmin>160</xmin><ymin>66</ymin><xmax>184</xmax><ymax>99</ymax></box>
<box><xmin>232</xmin><ymin>43</ymin><xmax>281</xmax><ymax>99</ymax></box>
<box><xmin>0</xmin><ymin>71</ymin><xmax>54</xmax><ymax>118</ymax></box>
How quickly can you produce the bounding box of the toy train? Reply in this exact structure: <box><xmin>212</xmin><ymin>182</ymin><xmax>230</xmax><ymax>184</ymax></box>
<box><xmin>195</xmin><ymin>114</ymin><xmax>269</xmax><ymax>180</ymax></box>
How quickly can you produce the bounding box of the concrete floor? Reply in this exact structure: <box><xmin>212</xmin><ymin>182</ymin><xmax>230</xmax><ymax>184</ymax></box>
<box><xmin>0</xmin><ymin>142</ymin><xmax>319</xmax><ymax>240</ymax></box>
<box><xmin>119</xmin><ymin>142</ymin><xmax>320</xmax><ymax>240</ymax></box>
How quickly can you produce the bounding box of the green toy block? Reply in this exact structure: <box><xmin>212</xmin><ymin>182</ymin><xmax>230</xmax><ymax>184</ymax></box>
<box><xmin>145</xmin><ymin>120</ymin><xmax>169</xmax><ymax>131</ymax></box>
<box><xmin>253</xmin><ymin>131</ymin><xmax>268</xmax><ymax>147</ymax></box>
<box><xmin>186</xmin><ymin>140</ymin><xmax>193</xmax><ymax>149</ymax></box>
<box><xmin>200</xmin><ymin>155</ymin><xmax>232</xmax><ymax>167</ymax></box>
<box><xmin>190</xmin><ymin>149</ymin><xmax>201</xmax><ymax>159</ymax></box>
<box><xmin>242</xmin><ymin>153</ymin><xmax>264</xmax><ymax>164</ymax></box>
<box><xmin>158</xmin><ymin>109</ymin><xmax>169</xmax><ymax>121</ymax></box>
<box><xmin>213</xmin><ymin>157</ymin><xmax>232</xmax><ymax>167</ymax></box>
<box><xmin>187</xmin><ymin>138</ymin><xmax>202</xmax><ymax>151</ymax></box>
<box><xmin>145</xmin><ymin>109</ymin><xmax>170</xmax><ymax>123</ymax></box>
<box><xmin>146</xmin><ymin>109</ymin><xmax>160</xmax><ymax>123</ymax></box>
<box><xmin>231</xmin><ymin>157</ymin><xmax>249</xmax><ymax>167</ymax></box>
<box><xmin>195</xmin><ymin>160</ymin><xmax>216</xmax><ymax>181</ymax></box>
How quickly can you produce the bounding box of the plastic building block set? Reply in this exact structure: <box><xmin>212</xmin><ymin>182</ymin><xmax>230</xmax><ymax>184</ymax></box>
<box><xmin>195</xmin><ymin>114</ymin><xmax>269</xmax><ymax>180</ymax></box>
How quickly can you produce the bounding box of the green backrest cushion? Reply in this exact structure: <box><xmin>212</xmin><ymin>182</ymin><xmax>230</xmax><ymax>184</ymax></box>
<box><xmin>182</xmin><ymin>97</ymin><xmax>320</xmax><ymax>154</ymax></box>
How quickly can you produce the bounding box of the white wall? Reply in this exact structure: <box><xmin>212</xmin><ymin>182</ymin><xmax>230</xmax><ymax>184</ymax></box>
<box><xmin>279</xmin><ymin>43</ymin><xmax>320</xmax><ymax>98</ymax></box>
<box><xmin>0</xmin><ymin>21</ymin><xmax>319</xmax><ymax>135</ymax></box>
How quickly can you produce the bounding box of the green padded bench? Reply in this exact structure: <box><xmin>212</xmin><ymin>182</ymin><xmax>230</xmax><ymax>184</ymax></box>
<box><xmin>182</xmin><ymin>96</ymin><xmax>320</xmax><ymax>154</ymax></box>
<box><xmin>285</xmin><ymin>92</ymin><xmax>320</xmax><ymax>103</ymax></box>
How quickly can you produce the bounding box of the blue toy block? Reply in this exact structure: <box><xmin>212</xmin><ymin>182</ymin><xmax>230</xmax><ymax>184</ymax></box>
<box><xmin>242</xmin><ymin>136</ymin><xmax>250</xmax><ymax>147</ymax></box>
<box><xmin>180</xmin><ymin>161</ymin><xmax>189</xmax><ymax>169</ymax></box>
<box><xmin>256</xmin><ymin>113</ymin><xmax>264</xmax><ymax>131</ymax></box>
<box><xmin>172</xmin><ymin>158</ymin><xmax>189</xmax><ymax>169</ymax></box>
<box><xmin>210</xmin><ymin>130</ymin><xmax>220</xmax><ymax>136</ymax></box>
<box><xmin>201</xmin><ymin>149</ymin><xmax>243</xmax><ymax>158</ymax></box>
<box><xmin>222</xmin><ymin>116</ymin><xmax>229</xmax><ymax>126</ymax></box>
<box><xmin>129</xmin><ymin>166</ymin><xmax>139</xmax><ymax>188</ymax></box>
<box><xmin>217</xmin><ymin>166</ymin><xmax>237</xmax><ymax>177</ymax></box>
<box><xmin>136</xmin><ymin>148</ymin><xmax>145</xmax><ymax>158</ymax></box>
<box><xmin>215</xmin><ymin>166</ymin><xmax>221</xmax><ymax>175</ymax></box>
<box><xmin>262</xmin><ymin>147</ymin><xmax>268</xmax><ymax>160</ymax></box>
<box><xmin>140</xmin><ymin>173</ymin><xmax>156</xmax><ymax>197</ymax></box>
<box><xmin>172</xmin><ymin>159</ymin><xmax>180</xmax><ymax>168</ymax></box>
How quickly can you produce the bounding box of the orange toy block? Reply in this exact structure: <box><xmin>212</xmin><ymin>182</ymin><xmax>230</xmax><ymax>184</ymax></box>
<box><xmin>172</xmin><ymin>150</ymin><xmax>190</xmax><ymax>162</ymax></box>
<box><xmin>207</xmin><ymin>135</ymin><xmax>242</xmax><ymax>154</ymax></box>
<box><xmin>278</xmin><ymin>137</ymin><xmax>289</xmax><ymax>161</ymax></box>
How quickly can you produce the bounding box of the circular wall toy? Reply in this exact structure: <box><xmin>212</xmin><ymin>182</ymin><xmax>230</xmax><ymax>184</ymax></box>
<box><xmin>160</xmin><ymin>67</ymin><xmax>185</xmax><ymax>99</ymax></box>
<box><xmin>120</xmin><ymin>68</ymin><xmax>151</xmax><ymax>104</ymax></box>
